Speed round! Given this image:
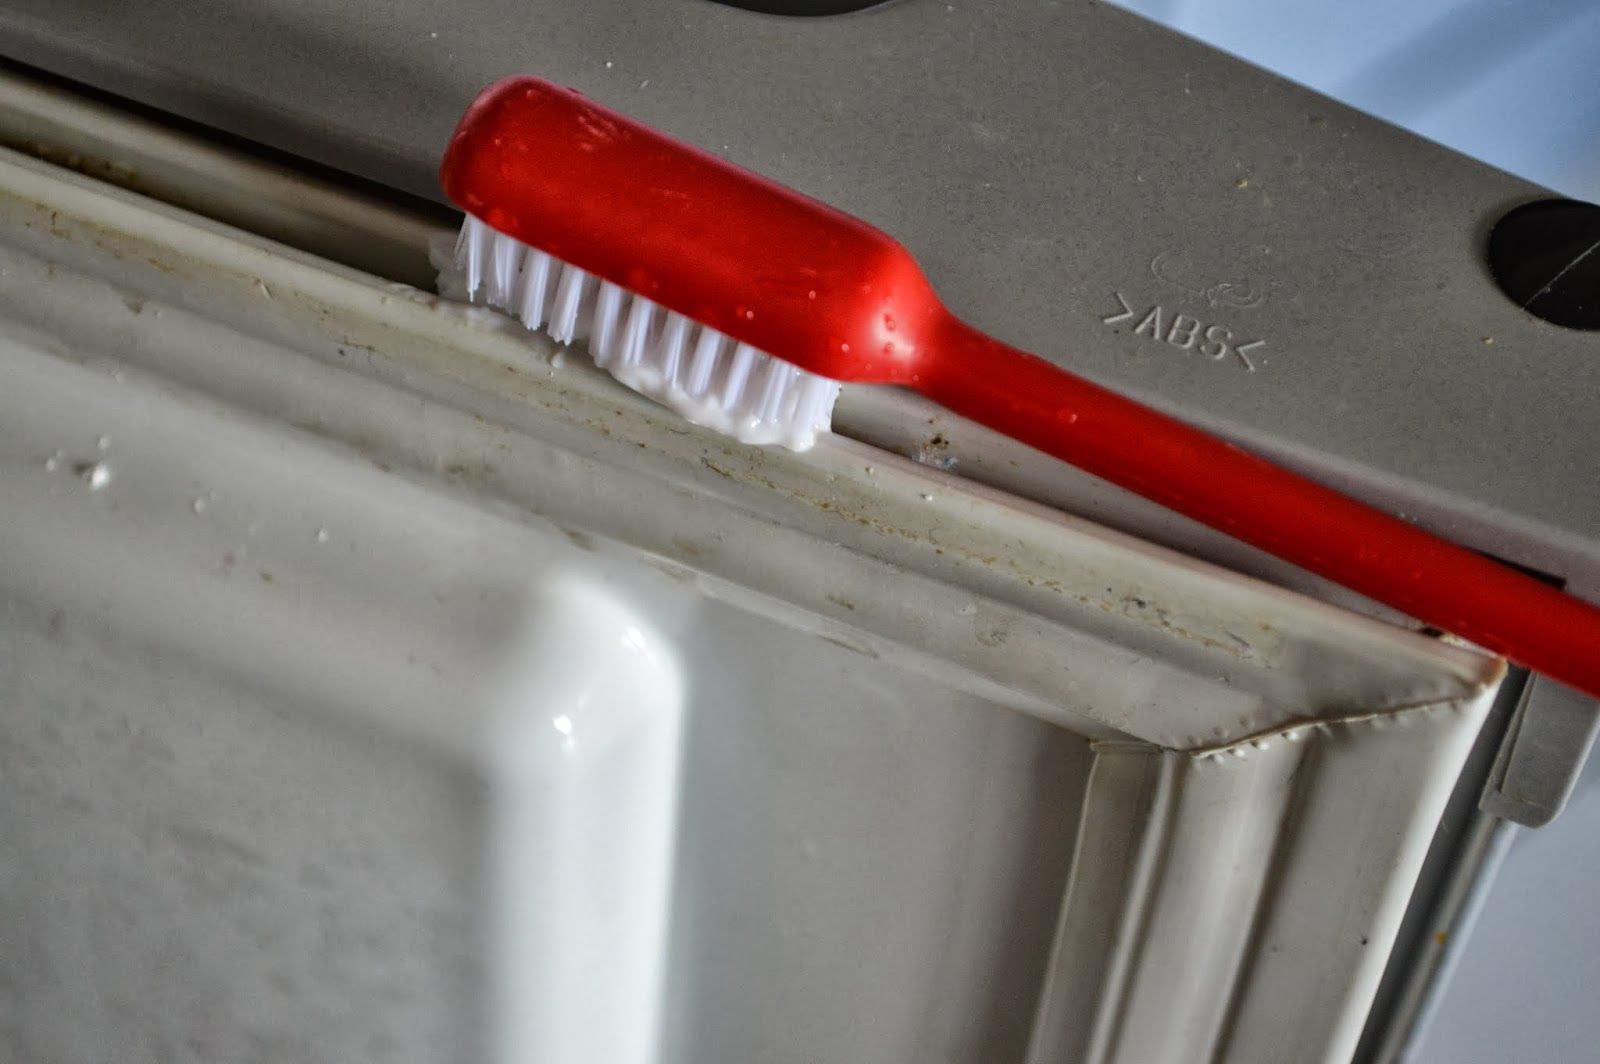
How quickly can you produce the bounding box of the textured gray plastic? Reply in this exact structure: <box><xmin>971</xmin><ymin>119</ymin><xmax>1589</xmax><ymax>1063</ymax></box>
<box><xmin>3</xmin><ymin>0</ymin><xmax>1587</xmax><ymax>598</ymax></box>
<box><xmin>0</xmin><ymin>0</ymin><xmax>1595</xmax><ymax>589</ymax></box>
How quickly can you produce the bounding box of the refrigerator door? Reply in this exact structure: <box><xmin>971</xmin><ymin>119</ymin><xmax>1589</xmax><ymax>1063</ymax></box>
<box><xmin>0</xmin><ymin>101</ymin><xmax>1503</xmax><ymax>1063</ymax></box>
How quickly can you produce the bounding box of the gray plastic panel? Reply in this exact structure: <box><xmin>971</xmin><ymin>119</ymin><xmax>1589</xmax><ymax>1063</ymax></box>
<box><xmin>1</xmin><ymin>0</ymin><xmax>1595</xmax><ymax>585</ymax></box>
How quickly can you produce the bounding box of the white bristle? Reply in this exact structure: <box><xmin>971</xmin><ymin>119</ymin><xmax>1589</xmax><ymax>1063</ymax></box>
<box><xmin>549</xmin><ymin>263</ymin><xmax>588</xmax><ymax>344</ymax></box>
<box><xmin>492</xmin><ymin>236</ymin><xmax>518</xmax><ymax>304</ymax></box>
<box><xmin>794</xmin><ymin>376</ymin><xmax>839</xmax><ymax>434</ymax></box>
<box><xmin>686</xmin><ymin>329</ymin><xmax>723</xmax><ymax>398</ymax></box>
<box><xmin>516</xmin><ymin>249</ymin><xmax>553</xmax><ymax>329</ymax></box>
<box><xmin>456</xmin><ymin>214</ymin><xmax>494</xmax><ymax>298</ymax></box>
<box><xmin>440</xmin><ymin>213</ymin><xmax>840</xmax><ymax>450</ymax></box>
<box><xmin>592</xmin><ymin>281</ymin><xmax>626</xmax><ymax>366</ymax></box>
<box><xmin>620</xmin><ymin>297</ymin><xmax>658</xmax><ymax>369</ymax></box>
<box><xmin>658</xmin><ymin>312</ymin><xmax>691</xmax><ymax>381</ymax></box>
<box><xmin>721</xmin><ymin>343</ymin><xmax>758</xmax><ymax>408</ymax></box>
<box><xmin>758</xmin><ymin>361</ymin><xmax>797</xmax><ymax>423</ymax></box>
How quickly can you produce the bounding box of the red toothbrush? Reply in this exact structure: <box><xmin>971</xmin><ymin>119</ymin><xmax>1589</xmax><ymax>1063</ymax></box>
<box><xmin>440</xmin><ymin>76</ymin><xmax>1600</xmax><ymax>700</ymax></box>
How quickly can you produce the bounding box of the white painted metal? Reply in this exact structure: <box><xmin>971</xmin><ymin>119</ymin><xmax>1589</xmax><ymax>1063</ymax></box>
<box><xmin>1027</xmin><ymin>700</ymin><xmax>1491</xmax><ymax>1064</ymax></box>
<box><xmin>487</xmin><ymin>581</ymin><xmax>683</xmax><ymax>1064</ymax></box>
<box><xmin>0</xmin><ymin>139</ymin><xmax>1505</xmax><ymax>1062</ymax></box>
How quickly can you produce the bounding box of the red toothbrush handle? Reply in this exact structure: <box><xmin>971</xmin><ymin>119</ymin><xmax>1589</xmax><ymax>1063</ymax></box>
<box><xmin>921</xmin><ymin>316</ymin><xmax>1600</xmax><ymax>698</ymax></box>
<box><xmin>443</xmin><ymin>78</ymin><xmax>1596</xmax><ymax>695</ymax></box>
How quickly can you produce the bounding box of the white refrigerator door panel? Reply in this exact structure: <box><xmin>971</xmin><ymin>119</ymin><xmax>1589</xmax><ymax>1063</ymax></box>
<box><xmin>0</xmin><ymin>144</ymin><xmax>1503</xmax><ymax>1063</ymax></box>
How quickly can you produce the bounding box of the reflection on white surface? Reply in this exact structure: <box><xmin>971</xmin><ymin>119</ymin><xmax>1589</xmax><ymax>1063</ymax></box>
<box><xmin>552</xmin><ymin>713</ymin><xmax>575</xmax><ymax>751</ymax></box>
<box><xmin>488</xmin><ymin>580</ymin><xmax>685</xmax><ymax>1064</ymax></box>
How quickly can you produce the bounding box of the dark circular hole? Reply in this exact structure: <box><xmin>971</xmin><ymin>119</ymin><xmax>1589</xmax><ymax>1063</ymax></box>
<box><xmin>1487</xmin><ymin>198</ymin><xmax>1600</xmax><ymax>331</ymax></box>
<box><xmin>708</xmin><ymin>0</ymin><xmax>895</xmax><ymax>14</ymax></box>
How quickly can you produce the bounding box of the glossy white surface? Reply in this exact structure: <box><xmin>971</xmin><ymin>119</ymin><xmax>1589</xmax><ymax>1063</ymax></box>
<box><xmin>487</xmin><ymin>582</ymin><xmax>683</xmax><ymax>1064</ymax></box>
<box><xmin>0</xmin><ymin>315</ymin><xmax>1088</xmax><ymax>1062</ymax></box>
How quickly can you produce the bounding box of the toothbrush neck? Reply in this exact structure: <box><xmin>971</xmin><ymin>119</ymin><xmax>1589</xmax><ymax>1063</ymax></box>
<box><xmin>919</xmin><ymin>317</ymin><xmax>1092</xmax><ymax>443</ymax></box>
<box><xmin>917</xmin><ymin>316</ymin><xmax>1193</xmax><ymax>505</ymax></box>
